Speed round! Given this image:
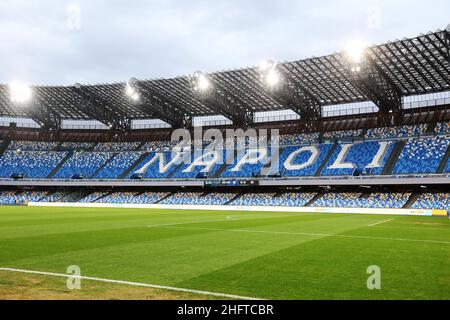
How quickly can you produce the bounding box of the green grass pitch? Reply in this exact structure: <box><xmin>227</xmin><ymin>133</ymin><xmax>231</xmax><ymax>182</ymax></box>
<box><xmin>0</xmin><ymin>206</ymin><xmax>449</xmax><ymax>299</ymax></box>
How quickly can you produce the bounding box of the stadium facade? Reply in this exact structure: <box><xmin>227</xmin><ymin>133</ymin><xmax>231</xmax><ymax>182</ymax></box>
<box><xmin>0</xmin><ymin>26</ymin><xmax>449</xmax><ymax>216</ymax></box>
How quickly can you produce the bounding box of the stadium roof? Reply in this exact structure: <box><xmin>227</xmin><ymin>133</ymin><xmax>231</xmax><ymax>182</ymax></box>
<box><xmin>0</xmin><ymin>26</ymin><xmax>449</xmax><ymax>129</ymax></box>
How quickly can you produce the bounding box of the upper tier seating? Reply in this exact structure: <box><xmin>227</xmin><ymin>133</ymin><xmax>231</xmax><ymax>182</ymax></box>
<box><xmin>279</xmin><ymin>133</ymin><xmax>319</xmax><ymax>145</ymax></box>
<box><xmin>435</xmin><ymin>122</ymin><xmax>450</xmax><ymax>135</ymax></box>
<box><xmin>141</xmin><ymin>141</ymin><xmax>178</xmax><ymax>152</ymax></box>
<box><xmin>0</xmin><ymin>151</ymin><xmax>67</xmax><ymax>178</ymax></box>
<box><xmin>280</xmin><ymin>144</ymin><xmax>332</xmax><ymax>177</ymax></box>
<box><xmin>54</xmin><ymin>152</ymin><xmax>113</xmax><ymax>179</ymax></box>
<box><xmin>8</xmin><ymin>141</ymin><xmax>58</xmax><ymax>151</ymax></box>
<box><xmin>393</xmin><ymin>136</ymin><xmax>449</xmax><ymax>174</ymax></box>
<box><xmin>411</xmin><ymin>193</ymin><xmax>449</xmax><ymax>210</ymax></box>
<box><xmin>95</xmin><ymin>152</ymin><xmax>144</xmax><ymax>179</ymax></box>
<box><xmin>321</xmin><ymin>141</ymin><xmax>393</xmax><ymax>176</ymax></box>
<box><xmin>323</xmin><ymin>129</ymin><xmax>363</xmax><ymax>140</ymax></box>
<box><xmin>365</xmin><ymin>124</ymin><xmax>428</xmax><ymax>139</ymax></box>
<box><xmin>60</xmin><ymin>142</ymin><xmax>96</xmax><ymax>150</ymax></box>
<box><xmin>94</xmin><ymin>142</ymin><xmax>141</xmax><ymax>152</ymax></box>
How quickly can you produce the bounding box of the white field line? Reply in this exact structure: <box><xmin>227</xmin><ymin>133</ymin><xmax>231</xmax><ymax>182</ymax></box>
<box><xmin>146</xmin><ymin>213</ymin><xmax>306</xmax><ymax>228</ymax></box>
<box><xmin>368</xmin><ymin>219</ymin><xmax>395</xmax><ymax>227</ymax></box>
<box><xmin>153</xmin><ymin>225</ymin><xmax>450</xmax><ymax>245</ymax></box>
<box><xmin>0</xmin><ymin>267</ymin><xmax>261</xmax><ymax>300</ymax></box>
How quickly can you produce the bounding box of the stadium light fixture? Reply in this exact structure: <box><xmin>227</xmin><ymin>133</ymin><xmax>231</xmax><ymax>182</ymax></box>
<box><xmin>8</xmin><ymin>81</ymin><xmax>32</xmax><ymax>103</ymax></box>
<box><xmin>125</xmin><ymin>81</ymin><xmax>140</xmax><ymax>101</ymax></box>
<box><xmin>258</xmin><ymin>60</ymin><xmax>281</xmax><ymax>88</ymax></box>
<box><xmin>192</xmin><ymin>71</ymin><xmax>211</xmax><ymax>92</ymax></box>
<box><xmin>345</xmin><ymin>40</ymin><xmax>367</xmax><ymax>64</ymax></box>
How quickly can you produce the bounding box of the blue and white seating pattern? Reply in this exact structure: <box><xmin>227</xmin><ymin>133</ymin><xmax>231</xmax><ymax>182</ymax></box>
<box><xmin>411</xmin><ymin>193</ymin><xmax>449</xmax><ymax>210</ymax></box>
<box><xmin>39</xmin><ymin>191</ymin><xmax>67</xmax><ymax>202</ymax></box>
<box><xmin>365</xmin><ymin>124</ymin><xmax>428</xmax><ymax>139</ymax></box>
<box><xmin>279</xmin><ymin>133</ymin><xmax>319</xmax><ymax>145</ymax></box>
<box><xmin>0</xmin><ymin>191</ymin><xmax>48</xmax><ymax>205</ymax></box>
<box><xmin>54</xmin><ymin>152</ymin><xmax>113</xmax><ymax>179</ymax></box>
<box><xmin>435</xmin><ymin>122</ymin><xmax>450</xmax><ymax>134</ymax></box>
<box><xmin>8</xmin><ymin>140</ymin><xmax>58</xmax><ymax>151</ymax></box>
<box><xmin>160</xmin><ymin>192</ymin><xmax>204</xmax><ymax>205</ymax></box>
<box><xmin>321</xmin><ymin>141</ymin><xmax>393</xmax><ymax>176</ymax></box>
<box><xmin>323</xmin><ymin>129</ymin><xmax>363</xmax><ymax>139</ymax></box>
<box><xmin>0</xmin><ymin>151</ymin><xmax>67</xmax><ymax>178</ymax></box>
<box><xmin>60</xmin><ymin>142</ymin><xmax>96</xmax><ymax>150</ymax></box>
<box><xmin>94</xmin><ymin>142</ymin><xmax>141</xmax><ymax>152</ymax></box>
<box><xmin>230</xmin><ymin>193</ymin><xmax>277</xmax><ymax>206</ymax></box>
<box><xmin>393</xmin><ymin>137</ymin><xmax>449</xmax><ymax>174</ymax></box>
<box><xmin>160</xmin><ymin>192</ymin><xmax>237</xmax><ymax>205</ymax></box>
<box><xmin>281</xmin><ymin>144</ymin><xmax>332</xmax><ymax>177</ymax></box>
<box><xmin>95</xmin><ymin>152</ymin><xmax>144</xmax><ymax>179</ymax></box>
<box><xmin>79</xmin><ymin>192</ymin><xmax>108</xmax><ymax>203</ymax></box>
<box><xmin>312</xmin><ymin>192</ymin><xmax>410</xmax><ymax>208</ymax></box>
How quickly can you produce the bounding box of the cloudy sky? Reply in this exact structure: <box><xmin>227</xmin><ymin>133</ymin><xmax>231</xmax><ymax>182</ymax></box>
<box><xmin>0</xmin><ymin>0</ymin><xmax>448</xmax><ymax>85</ymax></box>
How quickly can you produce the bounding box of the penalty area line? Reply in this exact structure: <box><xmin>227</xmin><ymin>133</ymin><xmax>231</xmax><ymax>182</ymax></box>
<box><xmin>0</xmin><ymin>267</ymin><xmax>261</xmax><ymax>300</ymax></box>
<box><xmin>368</xmin><ymin>219</ymin><xmax>394</xmax><ymax>227</ymax></box>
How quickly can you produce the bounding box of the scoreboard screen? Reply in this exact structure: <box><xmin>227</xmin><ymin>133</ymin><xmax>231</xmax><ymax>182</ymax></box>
<box><xmin>204</xmin><ymin>179</ymin><xmax>259</xmax><ymax>187</ymax></box>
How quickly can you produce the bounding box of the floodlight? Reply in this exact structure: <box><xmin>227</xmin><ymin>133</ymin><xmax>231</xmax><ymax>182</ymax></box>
<box><xmin>8</xmin><ymin>81</ymin><xmax>32</xmax><ymax>103</ymax></box>
<box><xmin>258</xmin><ymin>60</ymin><xmax>277</xmax><ymax>72</ymax></box>
<box><xmin>265</xmin><ymin>69</ymin><xmax>280</xmax><ymax>87</ymax></box>
<box><xmin>345</xmin><ymin>40</ymin><xmax>367</xmax><ymax>64</ymax></box>
<box><xmin>258</xmin><ymin>60</ymin><xmax>281</xmax><ymax>88</ymax></box>
<box><xmin>125</xmin><ymin>81</ymin><xmax>140</xmax><ymax>101</ymax></box>
<box><xmin>192</xmin><ymin>71</ymin><xmax>211</xmax><ymax>92</ymax></box>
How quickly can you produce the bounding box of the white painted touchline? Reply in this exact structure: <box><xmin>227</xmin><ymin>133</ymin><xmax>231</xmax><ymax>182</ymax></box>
<box><xmin>146</xmin><ymin>213</ymin><xmax>305</xmax><ymax>228</ymax></box>
<box><xmin>368</xmin><ymin>219</ymin><xmax>395</xmax><ymax>227</ymax></box>
<box><xmin>153</xmin><ymin>225</ymin><xmax>450</xmax><ymax>245</ymax></box>
<box><xmin>0</xmin><ymin>267</ymin><xmax>261</xmax><ymax>300</ymax></box>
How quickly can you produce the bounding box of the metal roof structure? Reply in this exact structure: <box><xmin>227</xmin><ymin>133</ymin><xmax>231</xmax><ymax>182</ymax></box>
<box><xmin>0</xmin><ymin>26</ymin><xmax>448</xmax><ymax>132</ymax></box>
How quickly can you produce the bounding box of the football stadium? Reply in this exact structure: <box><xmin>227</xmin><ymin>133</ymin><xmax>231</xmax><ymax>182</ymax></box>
<box><xmin>0</xmin><ymin>20</ymin><xmax>449</xmax><ymax>302</ymax></box>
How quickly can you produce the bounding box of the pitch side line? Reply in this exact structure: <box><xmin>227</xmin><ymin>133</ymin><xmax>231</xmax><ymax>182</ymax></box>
<box><xmin>146</xmin><ymin>213</ymin><xmax>308</xmax><ymax>228</ymax></box>
<box><xmin>0</xmin><ymin>267</ymin><xmax>261</xmax><ymax>300</ymax></box>
<box><xmin>154</xmin><ymin>225</ymin><xmax>450</xmax><ymax>245</ymax></box>
<box><xmin>368</xmin><ymin>219</ymin><xmax>394</xmax><ymax>227</ymax></box>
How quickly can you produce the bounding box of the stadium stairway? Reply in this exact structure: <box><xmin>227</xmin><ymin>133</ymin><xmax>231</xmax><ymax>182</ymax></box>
<box><xmin>167</xmin><ymin>162</ymin><xmax>185</xmax><ymax>178</ymax></box>
<box><xmin>305</xmin><ymin>192</ymin><xmax>323</xmax><ymax>207</ymax></box>
<box><xmin>210</xmin><ymin>150</ymin><xmax>236</xmax><ymax>178</ymax></box>
<box><xmin>403</xmin><ymin>193</ymin><xmax>420</xmax><ymax>209</ymax></box>
<box><xmin>224</xmin><ymin>193</ymin><xmax>243</xmax><ymax>205</ymax></box>
<box><xmin>437</xmin><ymin>145</ymin><xmax>450</xmax><ymax>173</ymax></box>
<box><xmin>382</xmin><ymin>140</ymin><xmax>406</xmax><ymax>175</ymax></box>
<box><xmin>118</xmin><ymin>152</ymin><xmax>149</xmax><ymax>179</ymax></box>
<box><xmin>90</xmin><ymin>153</ymin><xmax>118</xmax><ymax>178</ymax></box>
<box><xmin>0</xmin><ymin>140</ymin><xmax>10</xmax><ymax>157</ymax></box>
<box><xmin>135</xmin><ymin>142</ymin><xmax>146</xmax><ymax>151</ymax></box>
<box><xmin>315</xmin><ymin>142</ymin><xmax>338</xmax><ymax>176</ymax></box>
<box><xmin>153</xmin><ymin>192</ymin><xmax>175</xmax><ymax>204</ymax></box>
<box><xmin>426</xmin><ymin>122</ymin><xmax>437</xmax><ymax>134</ymax></box>
<box><xmin>93</xmin><ymin>192</ymin><xmax>112</xmax><ymax>203</ymax></box>
<box><xmin>47</xmin><ymin>151</ymin><xmax>74</xmax><ymax>179</ymax></box>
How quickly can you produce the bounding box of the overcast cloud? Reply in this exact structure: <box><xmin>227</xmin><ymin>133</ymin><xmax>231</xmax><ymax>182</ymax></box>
<box><xmin>0</xmin><ymin>0</ymin><xmax>448</xmax><ymax>85</ymax></box>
